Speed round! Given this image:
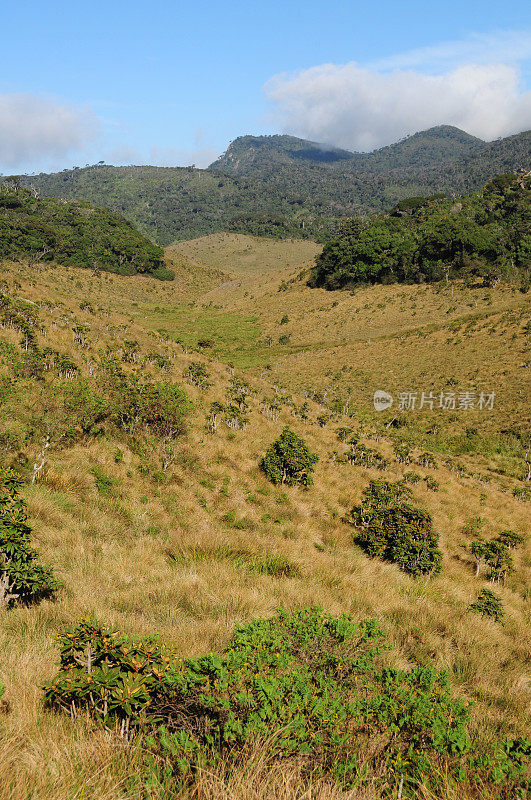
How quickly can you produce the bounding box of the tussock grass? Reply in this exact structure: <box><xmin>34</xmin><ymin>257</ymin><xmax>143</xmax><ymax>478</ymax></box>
<box><xmin>0</xmin><ymin>252</ymin><xmax>529</xmax><ymax>798</ymax></box>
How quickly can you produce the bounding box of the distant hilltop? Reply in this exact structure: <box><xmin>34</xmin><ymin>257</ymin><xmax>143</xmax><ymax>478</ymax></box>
<box><xmin>17</xmin><ymin>126</ymin><xmax>530</xmax><ymax>245</ymax></box>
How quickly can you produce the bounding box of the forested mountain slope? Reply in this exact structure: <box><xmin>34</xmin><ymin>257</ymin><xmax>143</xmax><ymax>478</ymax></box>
<box><xmin>17</xmin><ymin>127</ymin><xmax>530</xmax><ymax>245</ymax></box>
<box><xmin>311</xmin><ymin>172</ymin><xmax>530</xmax><ymax>289</ymax></box>
<box><xmin>0</xmin><ymin>180</ymin><xmax>168</xmax><ymax>278</ymax></box>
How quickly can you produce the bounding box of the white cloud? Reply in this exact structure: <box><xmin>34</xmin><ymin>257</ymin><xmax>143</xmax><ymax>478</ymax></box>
<box><xmin>370</xmin><ymin>30</ymin><xmax>531</xmax><ymax>72</ymax></box>
<box><xmin>265</xmin><ymin>32</ymin><xmax>531</xmax><ymax>152</ymax></box>
<box><xmin>0</xmin><ymin>94</ymin><xmax>99</xmax><ymax>171</ymax></box>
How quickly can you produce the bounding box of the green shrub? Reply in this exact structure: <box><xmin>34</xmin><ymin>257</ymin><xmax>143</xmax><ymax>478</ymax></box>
<box><xmin>0</xmin><ymin>468</ymin><xmax>60</xmax><ymax>607</ymax></box>
<box><xmin>103</xmin><ymin>365</ymin><xmax>190</xmax><ymax>439</ymax></box>
<box><xmin>417</xmin><ymin>452</ymin><xmax>438</xmax><ymax>469</ymax></box>
<box><xmin>403</xmin><ymin>471</ymin><xmax>422</xmax><ymax>484</ymax></box>
<box><xmin>336</xmin><ymin>426</ymin><xmax>354</xmax><ymax>442</ymax></box>
<box><xmin>469</xmin><ymin>589</ymin><xmax>504</xmax><ymax>621</ymax></box>
<box><xmin>512</xmin><ymin>486</ymin><xmax>530</xmax><ymax>502</ymax></box>
<box><xmin>44</xmin><ymin>609</ymin><xmax>529</xmax><ymax>795</ymax></box>
<box><xmin>150</xmin><ymin>267</ymin><xmax>175</xmax><ymax>281</ymax></box>
<box><xmin>495</xmin><ymin>530</ymin><xmax>524</xmax><ymax>549</ymax></box>
<box><xmin>423</xmin><ymin>476</ymin><xmax>440</xmax><ymax>492</ymax></box>
<box><xmin>462</xmin><ymin>516</ymin><xmax>485</xmax><ymax>538</ymax></box>
<box><xmin>469</xmin><ymin>539</ymin><xmax>513</xmax><ymax>583</ymax></box>
<box><xmin>350</xmin><ymin>479</ymin><xmax>442</xmax><ymax>576</ymax></box>
<box><xmin>393</xmin><ymin>442</ymin><xmax>412</xmax><ymax>464</ymax></box>
<box><xmin>260</xmin><ymin>427</ymin><xmax>318</xmax><ymax>487</ymax></box>
<box><xmin>183</xmin><ymin>362</ymin><xmax>210</xmax><ymax>389</ymax></box>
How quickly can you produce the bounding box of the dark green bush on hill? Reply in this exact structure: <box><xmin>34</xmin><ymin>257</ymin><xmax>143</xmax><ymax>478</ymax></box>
<box><xmin>43</xmin><ymin>608</ymin><xmax>530</xmax><ymax>796</ymax></box>
<box><xmin>260</xmin><ymin>427</ymin><xmax>318</xmax><ymax>486</ymax></box>
<box><xmin>311</xmin><ymin>173</ymin><xmax>530</xmax><ymax>289</ymax></box>
<box><xmin>469</xmin><ymin>589</ymin><xmax>504</xmax><ymax>622</ymax></box>
<box><xmin>0</xmin><ymin>182</ymin><xmax>169</xmax><ymax>278</ymax></box>
<box><xmin>350</xmin><ymin>479</ymin><xmax>442</xmax><ymax>576</ymax></box>
<box><xmin>0</xmin><ymin>468</ymin><xmax>60</xmax><ymax>606</ymax></box>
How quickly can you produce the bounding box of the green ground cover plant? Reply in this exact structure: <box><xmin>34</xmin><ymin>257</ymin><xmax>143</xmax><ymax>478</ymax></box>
<box><xmin>43</xmin><ymin>608</ymin><xmax>529</xmax><ymax>797</ymax></box>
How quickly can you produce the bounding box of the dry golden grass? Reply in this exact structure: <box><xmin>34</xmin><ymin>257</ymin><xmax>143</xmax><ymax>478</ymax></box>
<box><xmin>173</xmin><ymin>233</ymin><xmax>320</xmax><ymax>277</ymax></box>
<box><xmin>0</xmin><ymin>252</ymin><xmax>529</xmax><ymax>798</ymax></box>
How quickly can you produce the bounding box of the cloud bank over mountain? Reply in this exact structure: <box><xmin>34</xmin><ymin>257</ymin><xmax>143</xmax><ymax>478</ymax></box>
<box><xmin>265</xmin><ymin>31</ymin><xmax>531</xmax><ymax>151</ymax></box>
<box><xmin>0</xmin><ymin>94</ymin><xmax>99</xmax><ymax>172</ymax></box>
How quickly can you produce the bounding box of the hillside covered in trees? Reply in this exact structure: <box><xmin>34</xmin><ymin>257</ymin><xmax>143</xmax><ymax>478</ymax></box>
<box><xmin>310</xmin><ymin>173</ymin><xmax>530</xmax><ymax>289</ymax></box>
<box><xmin>17</xmin><ymin>126</ymin><xmax>531</xmax><ymax>245</ymax></box>
<box><xmin>0</xmin><ymin>180</ymin><xmax>169</xmax><ymax>278</ymax></box>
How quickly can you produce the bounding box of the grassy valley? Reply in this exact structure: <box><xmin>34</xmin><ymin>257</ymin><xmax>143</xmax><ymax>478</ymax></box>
<box><xmin>0</xmin><ymin>164</ymin><xmax>529</xmax><ymax>800</ymax></box>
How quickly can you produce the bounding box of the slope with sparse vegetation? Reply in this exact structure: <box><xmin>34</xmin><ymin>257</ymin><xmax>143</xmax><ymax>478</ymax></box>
<box><xmin>0</xmin><ymin>240</ymin><xmax>528</xmax><ymax>798</ymax></box>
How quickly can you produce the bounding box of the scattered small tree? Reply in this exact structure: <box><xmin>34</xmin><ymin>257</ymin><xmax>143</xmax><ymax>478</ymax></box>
<box><xmin>0</xmin><ymin>469</ymin><xmax>60</xmax><ymax>607</ymax></box>
<box><xmin>336</xmin><ymin>426</ymin><xmax>354</xmax><ymax>442</ymax></box>
<box><xmin>207</xmin><ymin>401</ymin><xmax>225</xmax><ymax>434</ymax></box>
<box><xmin>469</xmin><ymin>589</ymin><xmax>504</xmax><ymax>622</ymax></box>
<box><xmin>350</xmin><ymin>479</ymin><xmax>442</xmax><ymax>577</ymax></box>
<box><xmin>469</xmin><ymin>539</ymin><xmax>514</xmax><ymax>583</ymax></box>
<box><xmin>260</xmin><ymin>427</ymin><xmax>318</xmax><ymax>487</ymax></box>
<box><xmin>394</xmin><ymin>442</ymin><xmax>412</xmax><ymax>464</ymax></box>
<box><xmin>183</xmin><ymin>362</ymin><xmax>210</xmax><ymax>389</ymax></box>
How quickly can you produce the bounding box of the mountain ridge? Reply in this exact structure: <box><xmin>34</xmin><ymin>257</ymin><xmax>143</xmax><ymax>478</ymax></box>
<box><xmin>209</xmin><ymin>125</ymin><xmax>486</xmax><ymax>173</ymax></box>
<box><xmin>17</xmin><ymin>126</ymin><xmax>531</xmax><ymax>245</ymax></box>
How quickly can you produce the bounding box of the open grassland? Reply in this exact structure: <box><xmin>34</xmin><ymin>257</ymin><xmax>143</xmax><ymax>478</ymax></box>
<box><xmin>160</xmin><ymin>235</ymin><xmax>531</xmax><ymax>476</ymax></box>
<box><xmin>173</xmin><ymin>233</ymin><xmax>320</xmax><ymax>277</ymax></box>
<box><xmin>0</xmin><ymin>254</ymin><xmax>529</xmax><ymax>799</ymax></box>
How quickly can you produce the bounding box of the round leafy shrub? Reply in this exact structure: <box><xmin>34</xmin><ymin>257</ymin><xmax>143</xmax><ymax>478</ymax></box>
<box><xmin>260</xmin><ymin>427</ymin><xmax>318</xmax><ymax>487</ymax></box>
<box><xmin>0</xmin><ymin>468</ymin><xmax>60</xmax><ymax>607</ymax></box>
<box><xmin>469</xmin><ymin>539</ymin><xmax>514</xmax><ymax>583</ymax></box>
<box><xmin>150</xmin><ymin>267</ymin><xmax>175</xmax><ymax>281</ymax></box>
<box><xmin>350</xmin><ymin>479</ymin><xmax>442</xmax><ymax>577</ymax></box>
<box><xmin>469</xmin><ymin>589</ymin><xmax>504</xmax><ymax>622</ymax></box>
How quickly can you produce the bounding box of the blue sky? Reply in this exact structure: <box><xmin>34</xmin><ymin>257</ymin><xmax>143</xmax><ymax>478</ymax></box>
<box><xmin>0</xmin><ymin>0</ymin><xmax>530</xmax><ymax>172</ymax></box>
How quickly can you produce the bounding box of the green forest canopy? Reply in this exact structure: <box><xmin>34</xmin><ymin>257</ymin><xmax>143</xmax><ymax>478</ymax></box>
<box><xmin>310</xmin><ymin>173</ymin><xmax>530</xmax><ymax>289</ymax></box>
<box><xmin>18</xmin><ymin>127</ymin><xmax>531</xmax><ymax>245</ymax></box>
<box><xmin>0</xmin><ymin>180</ymin><xmax>171</xmax><ymax>279</ymax></box>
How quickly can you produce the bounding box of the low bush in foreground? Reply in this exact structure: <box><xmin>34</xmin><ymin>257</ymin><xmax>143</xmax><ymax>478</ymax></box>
<box><xmin>43</xmin><ymin>608</ymin><xmax>529</xmax><ymax>798</ymax></box>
